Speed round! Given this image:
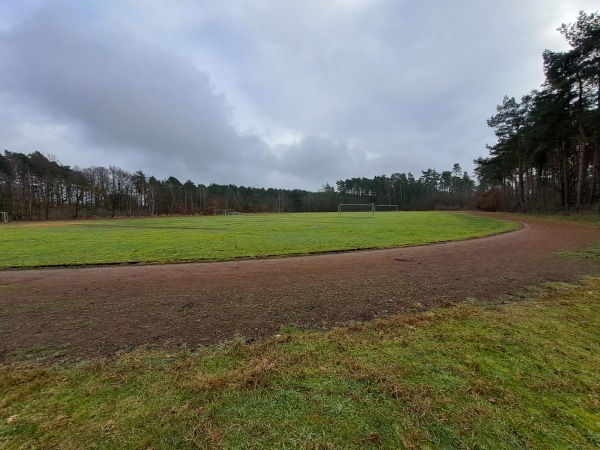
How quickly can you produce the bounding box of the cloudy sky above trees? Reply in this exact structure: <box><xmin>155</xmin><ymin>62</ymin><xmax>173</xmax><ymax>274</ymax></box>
<box><xmin>0</xmin><ymin>1</ymin><xmax>597</xmax><ymax>190</ymax></box>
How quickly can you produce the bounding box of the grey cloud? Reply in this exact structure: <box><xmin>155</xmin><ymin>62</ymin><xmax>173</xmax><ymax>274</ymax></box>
<box><xmin>1</xmin><ymin>0</ymin><xmax>598</xmax><ymax>190</ymax></box>
<box><xmin>276</xmin><ymin>135</ymin><xmax>369</xmax><ymax>185</ymax></box>
<box><xmin>3</xmin><ymin>3</ymin><xmax>252</xmax><ymax>181</ymax></box>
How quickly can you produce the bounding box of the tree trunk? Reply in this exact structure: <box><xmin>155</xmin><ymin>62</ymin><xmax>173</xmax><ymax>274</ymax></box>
<box><xmin>575</xmin><ymin>77</ymin><xmax>588</xmax><ymax>210</ymax></box>
<box><xmin>576</xmin><ymin>138</ymin><xmax>587</xmax><ymax>210</ymax></box>
<box><xmin>516</xmin><ymin>137</ymin><xmax>525</xmax><ymax>212</ymax></box>
<box><xmin>562</xmin><ymin>142</ymin><xmax>569</xmax><ymax>210</ymax></box>
<box><xmin>590</xmin><ymin>142</ymin><xmax>598</xmax><ymax>204</ymax></box>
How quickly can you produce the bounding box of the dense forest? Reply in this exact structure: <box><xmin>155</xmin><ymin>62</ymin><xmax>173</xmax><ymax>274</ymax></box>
<box><xmin>2</xmin><ymin>11</ymin><xmax>598</xmax><ymax>220</ymax></box>
<box><xmin>475</xmin><ymin>11</ymin><xmax>600</xmax><ymax>212</ymax></box>
<box><xmin>0</xmin><ymin>150</ymin><xmax>475</xmax><ymax>220</ymax></box>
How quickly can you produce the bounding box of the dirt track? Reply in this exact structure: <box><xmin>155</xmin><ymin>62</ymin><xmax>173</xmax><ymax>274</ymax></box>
<box><xmin>1</xmin><ymin>213</ymin><xmax>599</xmax><ymax>364</ymax></box>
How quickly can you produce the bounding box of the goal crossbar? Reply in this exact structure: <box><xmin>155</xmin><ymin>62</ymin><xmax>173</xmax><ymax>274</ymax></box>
<box><xmin>375</xmin><ymin>204</ymin><xmax>398</xmax><ymax>212</ymax></box>
<box><xmin>337</xmin><ymin>203</ymin><xmax>375</xmax><ymax>216</ymax></box>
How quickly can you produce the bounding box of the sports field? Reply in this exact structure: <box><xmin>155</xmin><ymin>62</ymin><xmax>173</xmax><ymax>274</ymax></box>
<box><xmin>2</xmin><ymin>214</ymin><xmax>600</xmax><ymax>448</ymax></box>
<box><xmin>0</xmin><ymin>211</ymin><xmax>517</xmax><ymax>269</ymax></box>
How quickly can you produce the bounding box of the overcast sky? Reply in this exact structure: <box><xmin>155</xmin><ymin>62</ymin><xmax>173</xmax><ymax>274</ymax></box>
<box><xmin>0</xmin><ymin>1</ymin><xmax>597</xmax><ymax>190</ymax></box>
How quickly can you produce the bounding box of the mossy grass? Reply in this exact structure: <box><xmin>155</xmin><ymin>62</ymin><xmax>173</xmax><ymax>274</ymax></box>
<box><xmin>2</xmin><ymin>278</ymin><xmax>599</xmax><ymax>448</ymax></box>
<box><xmin>0</xmin><ymin>212</ymin><xmax>516</xmax><ymax>269</ymax></box>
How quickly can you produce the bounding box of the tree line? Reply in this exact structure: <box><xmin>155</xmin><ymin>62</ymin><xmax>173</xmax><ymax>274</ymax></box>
<box><xmin>8</xmin><ymin>12</ymin><xmax>594</xmax><ymax>220</ymax></box>
<box><xmin>0</xmin><ymin>150</ymin><xmax>475</xmax><ymax>220</ymax></box>
<box><xmin>335</xmin><ymin>164</ymin><xmax>475</xmax><ymax>210</ymax></box>
<box><xmin>475</xmin><ymin>11</ymin><xmax>600</xmax><ymax>212</ymax></box>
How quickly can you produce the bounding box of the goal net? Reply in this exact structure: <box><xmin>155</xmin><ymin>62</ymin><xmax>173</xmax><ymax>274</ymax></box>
<box><xmin>0</xmin><ymin>212</ymin><xmax>7</xmax><ymax>223</ymax></box>
<box><xmin>337</xmin><ymin>203</ymin><xmax>375</xmax><ymax>216</ymax></box>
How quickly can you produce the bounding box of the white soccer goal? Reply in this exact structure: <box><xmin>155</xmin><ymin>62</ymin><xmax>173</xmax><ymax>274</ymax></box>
<box><xmin>375</xmin><ymin>204</ymin><xmax>398</xmax><ymax>212</ymax></box>
<box><xmin>337</xmin><ymin>203</ymin><xmax>375</xmax><ymax>216</ymax></box>
<box><xmin>0</xmin><ymin>212</ymin><xmax>8</xmax><ymax>223</ymax></box>
<box><xmin>214</xmin><ymin>209</ymin><xmax>238</xmax><ymax>216</ymax></box>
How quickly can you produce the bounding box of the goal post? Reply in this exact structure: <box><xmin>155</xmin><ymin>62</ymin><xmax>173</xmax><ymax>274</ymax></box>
<box><xmin>337</xmin><ymin>203</ymin><xmax>375</xmax><ymax>216</ymax></box>
<box><xmin>0</xmin><ymin>212</ymin><xmax>7</xmax><ymax>223</ymax></box>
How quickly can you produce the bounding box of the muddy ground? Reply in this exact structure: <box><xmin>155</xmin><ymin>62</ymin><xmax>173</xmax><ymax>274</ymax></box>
<box><xmin>1</xmin><ymin>213</ymin><xmax>599</xmax><ymax>364</ymax></box>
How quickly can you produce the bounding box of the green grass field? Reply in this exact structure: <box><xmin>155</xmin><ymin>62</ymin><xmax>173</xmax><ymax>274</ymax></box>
<box><xmin>1</xmin><ymin>278</ymin><xmax>599</xmax><ymax>449</ymax></box>
<box><xmin>0</xmin><ymin>212</ymin><xmax>517</xmax><ymax>269</ymax></box>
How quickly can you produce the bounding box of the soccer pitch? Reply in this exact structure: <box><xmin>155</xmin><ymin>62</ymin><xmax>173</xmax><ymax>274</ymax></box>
<box><xmin>0</xmin><ymin>212</ymin><xmax>517</xmax><ymax>269</ymax></box>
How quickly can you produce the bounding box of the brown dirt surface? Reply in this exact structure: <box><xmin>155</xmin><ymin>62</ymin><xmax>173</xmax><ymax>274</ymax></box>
<box><xmin>1</xmin><ymin>213</ymin><xmax>599</xmax><ymax>365</ymax></box>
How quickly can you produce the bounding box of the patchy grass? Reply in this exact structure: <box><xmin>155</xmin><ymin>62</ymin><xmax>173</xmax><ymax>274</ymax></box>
<box><xmin>549</xmin><ymin>215</ymin><xmax>600</xmax><ymax>260</ymax></box>
<box><xmin>552</xmin><ymin>213</ymin><xmax>600</xmax><ymax>224</ymax></box>
<box><xmin>2</xmin><ymin>278</ymin><xmax>599</xmax><ymax>449</ymax></box>
<box><xmin>0</xmin><ymin>284</ymin><xmax>20</xmax><ymax>291</ymax></box>
<box><xmin>0</xmin><ymin>212</ymin><xmax>516</xmax><ymax>269</ymax></box>
<box><xmin>561</xmin><ymin>244</ymin><xmax>600</xmax><ymax>260</ymax></box>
